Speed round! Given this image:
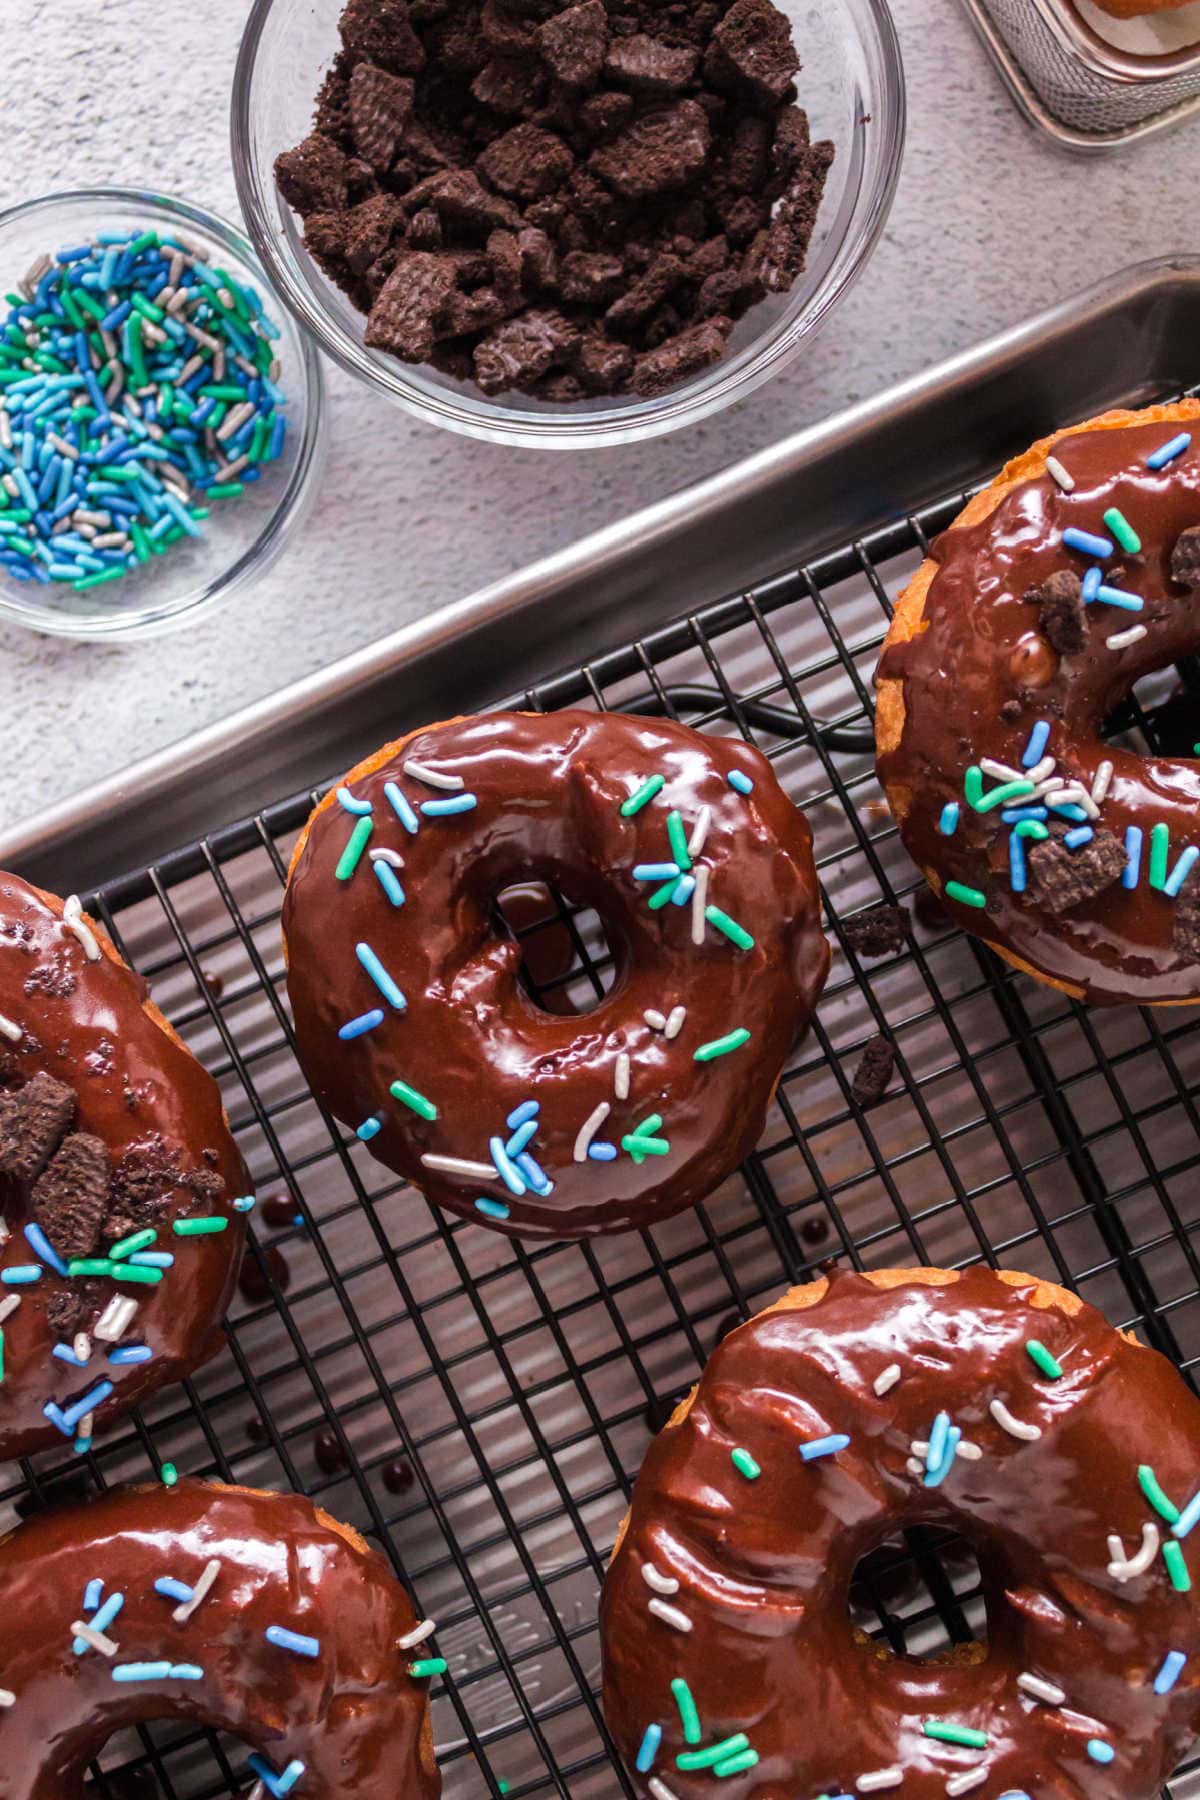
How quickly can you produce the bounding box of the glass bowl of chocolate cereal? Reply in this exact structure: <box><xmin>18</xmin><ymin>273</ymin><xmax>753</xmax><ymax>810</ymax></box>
<box><xmin>234</xmin><ymin>0</ymin><xmax>903</xmax><ymax>447</ymax></box>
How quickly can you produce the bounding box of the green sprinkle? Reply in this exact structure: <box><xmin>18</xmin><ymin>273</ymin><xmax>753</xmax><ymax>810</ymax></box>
<box><xmin>622</xmin><ymin>1133</ymin><xmax>670</xmax><ymax>1161</ymax></box>
<box><xmin>112</xmin><ymin>1264</ymin><xmax>164</xmax><ymax>1285</ymax></box>
<box><xmin>694</xmin><ymin>1028</ymin><xmax>751</xmax><ymax>1062</ymax></box>
<box><xmin>922</xmin><ymin>1721</ymin><xmax>989</xmax><ymax>1749</ymax></box>
<box><xmin>200</xmin><ymin>383</ymin><xmax>251</xmax><ymax>401</ymax></box>
<box><xmin>390</xmin><ymin>1079</ymin><xmax>438</xmax><ymax>1121</ymax></box>
<box><xmin>128</xmin><ymin>229</ymin><xmax>159</xmax><ymax>254</ymax></box>
<box><xmin>130</xmin><ymin>520</ymin><xmax>151</xmax><ymax>563</ymax></box>
<box><xmin>131</xmin><ymin>292</ymin><xmax>165</xmax><ymax>324</ymax></box>
<box><xmin>109</xmin><ymin>1228</ymin><xmax>157</xmax><ymax>1262</ymax></box>
<box><xmin>704</xmin><ymin>906</ymin><xmax>754</xmax><ymax>951</ymax></box>
<box><xmin>1103</xmin><ymin>507</ymin><xmax>1142</xmax><ymax>555</ymax></box>
<box><xmin>666</xmin><ymin>810</ymin><xmax>692</xmax><ymax>872</ymax></box>
<box><xmin>648</xmin><ymin>877</ymin><xmax>678</xmax><ymax>911</ymax></box>
<box><xmin>945</xmin><ymin>880</ymin><xmax>987</xmax><ymax>909</ymax></box>
<box><xmin>713</xmin><ymin>1750</ymin><xmax>759</xmax><ymax>1778</ymax></box>
<box><xmin>1013</xmin><ymin>818</ymin><xmax>1049</xmax><ymax>841</ymax></box>
<box><xmin>161</xmin><ymin>1461</ymin><xmax>178</xmax><ymax>1486</ymax></box>
<box><xmin>408</xmin><ymin>1658</ymin><xmax>447</xmax><ymax>1677</ymax></box>
<box><xmin>676</xmin><ymin>1737</ymin><xmax>751</xmax><ymax>1772</ymax></box>
<box><xmin>172</xmin><ymin>1216</ymin><xmax>230</xmax><ymax>1237</ymax></box>
<box><xmin>670</xmin><ymin>1676</ymin><xmax>702</xmax><ymax>1745</ymax></box>
<box><xmin>207</xmin><ymin>482</ymin><xmax>245</xmax><ymax>499</ymax></box>
<box><xmin>72</xmin><ymin>567</ymin><xmax>126</xmax><ymax>592</ymax></box>
<box><xmin>731</xmin><ymin>1448</ymin><xmax>760</xmax><ymax>1480</ymax></box>
<box><xmin>1164</xmin><ymin>1540</ymin><xmax>1191</xmax><ymax>1592</ymax></box>
<box><xmin>1150</xmin><ymin>821</ymin><xmax>1170</xmax><ymax>890</ymax></box>
<box><xmin>963</xmin><ymin>765</ymin><xmax>1036</xmax><ymax>812</ymax></box>
<box><xmin>69</xmin><ymin>1259</ymin><xmax>116</xmax><ymax>1277</ymax></box>
<box><xmin>335</xmin><ymin>815</ymin><xmax>374</xmax><ymax>881</ymax></box>
<box><xmin>634</xmin><ymin>1114</ymin><xmax>662</xmax><ymax>1136</ymax></box>
<box><xmin>1025</xmin><ymin>1339</ymin><xmax>1063</xmax><ymax>1380</ymax></box>
<box><xmin>1139</xmin><ymin>1464</ymin><xmax>1181</xmax><ymax>1525</ymax></box>
<box><xmin>621</xmin><ymin>775</ymin><xmax>664</xmax><ymax>817</ymax></box>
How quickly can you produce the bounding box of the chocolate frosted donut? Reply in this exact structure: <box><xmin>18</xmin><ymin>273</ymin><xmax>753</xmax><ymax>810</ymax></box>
<box><xmin>282</xmin><ymin>711</ymin><xmax>828</xmax><ymax>1238</ymax></box>
<box><xmin>0</xmin><ymin>1478</ymin><xmax>440</xmax><ymax>1800</ymax></box>
<box><xmin>0</xmin><ymin>873</ymin><xmax>247</xmax><ymax>1459</ymax></box>
<box><xmin>602</xmin><ymin>1266</ymin><xmax>1200</xmax><ymax>1799</ymax></box>
<box><xmin>876</xmin><ymin>401</ymin><xmax>1200</xmax><ymax>1004</ymax></box>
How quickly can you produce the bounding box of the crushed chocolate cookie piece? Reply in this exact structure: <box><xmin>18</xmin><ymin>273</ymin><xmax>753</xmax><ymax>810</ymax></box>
<box><xmin>574</xmin><ymin>328</ymin><xmax>634</xmax><ymax>392</ymax></box>
<box><xmin>406</xmin><ymin>168</ymin><xmax>523</xmax><ymax>232</ymax></box>
<box><xmin>408</xmin><ymin>206</ymin><xmax>443</xmax><ymax>249</ymax></box>
<box><xmin>590</xmin><ymin>99</ymin><xmax>710</xmax><ymax>199</ymax></box>
<box><xmin>760</xmin><ymin>139</ymin><xmax>833</xmax><ymax>291</ymax></box>
<box><xmin>843</xmin><ymin>904</ymin><xmax>909</xmax><ymax>959</ymax></box>
<box><xmin>1171</xmin><ymin>525</ymin><xmax>1200</xmax><ymax>590</ymax></box>
<box><xmin>538</xmin><ymin>0</ymin><xmax>608</xmax><ymax>85</ymax></box>
<box><xmin>349</xmin><ymin>63</ymin><xmax>416</xmax><ymax>169</ymax></box>
<box><xmin>0</xmin><ymin>1070</ymin><xmax>75</xmax><ymax>1182</ymax></box>
<box><xmin>276</xmin><ymin>132</ymin><xmax>352</xmax><ymax>215</ymax></box>
<box><xmin>560</xmin><ymin>250</ymin><xmax>624</xmax><ymax>304</ymax></box>
<box><xmin>704</xmin><ymin>0</ymin><xmax>800</xmax><ymax>107</ymax></box>
<box><xmin>32</xmin><ymin>1132</ymin><xmax>110</xmax><ymax>1260</ymax></box>
<box><xmin>23</xmin><ymin>953</ymin><xmax>77</xmax><ymax>1000</ymax></box>
<box><xmin>579</xmin><ymin>89</ymin><xmax>634</xmax><ymax>140</ymax></box>
<box><xmin>850</xmin><ymin>1033</ymin><xmax>895</xmax><ymax>1108</ymax></box>
<box><xmin>344</xmin><ymin>192</ymin><xmax>403</xmax><ymax>274</ymax></box>
<box><xmin>365</xmin><ymin>251</ymin><xmax>458</xmax><ymax>359</ymax></box>
<box><xmin>604</xmin><ymin>34</ymin><xmax>699</xmax><ymax>92</ymax></box>
<box><xmin>1027</xmin><ymin>569</ymin><xmax>1086</xmax><ymax>657</ymax></box>
<box><xmin>471</xmin><ymin>53</ymin><xmax>546</xmax><ymax>114</ymax></box>
<box><xmin>103</xmin><ymin>1135</ymin><xmax>221</xmax><ymax>1241</ymax></box>
<box><xmin>474</xmin><ymin>306</ymin><xmax>579</xmax><ymax>393</ymax></box>
<box><xmin>1025</xmin><ymin>824</ymin><xmax>1126</xmax><ymax>915</ymax></box>
<box><xmin>631</xmin><ymin>316</ymin><xmax>728</xmax><ymax>396</ymax></box>
<box><xmin>339</xmin><ymin>0</ymin><xmax>427</xmax><ymax>74</ymax></box>
<box><xmin>1000</xmin><ymin>698</ymin><xmax>1022</xmax><ymax>725</ymax></box>
<box><xmin>45</xmin><ymin>1286</ymin><xmax>86</xmax><ymax>1339</ymax></box>
<box><xmin>477</xmin><ymin>122</ymin><xmax>574</xmax><ymax>200</ymax></box>
<box><xmin>1174</xmin><ymin>877</ymin><xmax>1200</xmax><ymax>961</ymax></box>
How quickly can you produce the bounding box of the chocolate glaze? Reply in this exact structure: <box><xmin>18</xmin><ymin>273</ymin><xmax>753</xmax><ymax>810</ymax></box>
<box><xmin>877</xmin><ymin>413</ymin><xmax>1200</xmax><ymax>1003</ymax></box>
<box><xmin>0</xmin><ymin>874</ymin><xmax>246</xmax><ymax>1458</ymax></box>
<box><xmin>0</xmin><ymin>1478</ymin><xmax>439</xmax><ymax>1800</ymax></box>
<box><xmin>282</xmin><ymin>711</ymin><xmax>829</xmax><ymax>1237</ymax></box>
<box><xmin>601</xmin><ymin>1266</ymin><xmax>1200</xmax><ymax>1798</ymax></box>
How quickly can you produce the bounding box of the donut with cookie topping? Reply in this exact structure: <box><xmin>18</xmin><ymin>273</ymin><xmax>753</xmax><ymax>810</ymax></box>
<box><xmin>875</xmin><ymin>400</ymin><xmax>1200</xmax><ymax>1004</ymax></box>
<box><xmin>0</xmin><ymin>871</ymin><xmax>247</xmax><ymax>1459</ymax></box>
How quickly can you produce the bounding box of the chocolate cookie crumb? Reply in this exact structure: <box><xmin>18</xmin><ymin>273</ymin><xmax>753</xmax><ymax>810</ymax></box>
<box><xmin>843</xmin><ymin>904</ymin><xmax>909</xmax><ymax>959</ymax></box>
<box><xmin>0</xmin><ymin>1070</ymin><xmax>76</xmax><ymax>1182</ymax></box>
<box><xmin>1025</xmin><ymin>824</ymin><xmax>1126</xmax><ymax>914</ymax></box>
<box><xmin>1171</xmin><ymin>525</ymin><xmax>1200</xmax><ymax>590</ymax></box>
<box><xmin>1028</xmin><ymin>570</ymin><xmax>1086</xmax><ymax>657</ymax></box>
<box><xmin>1174</xmin><ymin>878</ymin><xmax>1200</xmax><ymax>961</ymax></box>
<box><xmin>850</xmin><ymin>1033</ymin><xmax>895</xmax><ymax>1107</ymax></box>
<box><xmin>32</xmin><ymin>1132</ymin><xmax>109</xmax><ymax>1259</ymax></box>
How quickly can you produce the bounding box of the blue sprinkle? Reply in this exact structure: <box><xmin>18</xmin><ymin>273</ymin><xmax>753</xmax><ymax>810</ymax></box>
<box><xmin>266</xmin><ymin>1625</ymin><xmax>321</xmax><ymax>1658</ymax></box>
<box><xmin>587</xmin><ymin>1141</ymin><xmax>618</xmax><ymax>1161</ymax></box>
<box><xmin>1148</xmin><ymin>432</ymin><xmax>1191</xmax><ymax>470</ymax></box>
<box><xmin>83</xmin><ymin>1578</ymin><xmax>104</xmax><ymax>1613</ymax></box>
<box><xmin>335</xmin><ymin>786</ymin><xmax>373</xmax><ymax>815</ymax></box>
<box><xmin>728</xmin><ymin>770</ymin><xmax>754</xmax><ymax>794</ymax></box>
<box><xmin>355</xmin><ymin>941</ymin><xmax>406</xmax><ymax>1010</ymax></box>
<box><xmin>671</xmin><ymin>875</ymin><xmax>696</xmax><ymax>906</ymax></box>
<box><xmin>108</xmin><ymin>1344</ymin><xmax>153</xmax><ymax>1364</ymax></box>
<box><xmin>421</xmin><ymin>793</ymin><xmax>477</xmax><ymax>816</ymax></box>
<box><xmin>74</xmin><ymin>1592</ymin><xmax>124</xmax><ymax>1653</ymax></box>
<box><xmin>73</xmin><ymin>1435</ymin><xmax>93</xmax><ymax>1453</ymax></box>
<box><xmin>53</xmin><ymin>1343</ymin><xmax>89</xmax><ymax>1366</ymax></box>
<box><xmin>233</xmin><ymin>1195</ymin><xmax>257</xmax><ymax>1212</ymax></box>
<box><xmin>1048</xmin><ymin>801</ymin><xmax>1089</xmax><ymax>823</ymax></box>
<box><xmin>247</xmin><ymin>1756</ymin><xmax>306</xmax><ymax>1798</ymax></box>
<box><xmin>506</xmin><ymin>1100</ymin><xmax>540</xmax><ymax>1130</ymax></box>
<box><xmin>516</xmin><ymin>1152</ymin><xmax>553</xmax><ymax>1195</ymax></box>
<box><xmin>44</xmin><ymin>1400</ymin><xmax>73</xmax><ymax>1435</ymax></box>
<box><xmin>1009</xmin><ymin>832</ymin><xmax>1027</xmax><ymax>893</ymax></box>
<box><xmin>1086</xmin><ymin>1741</ymin><xmax>1114</xmax><ymax>1765</ymax></box>
<box><xmin>633</xmin><ymin>863</ymin><xmax>681</xmax><ymax>882</ymax></box>
<box><xmin>1063</xmin><ymin>826</ymin><xmax>1094</xmax><ymax>851</ymax></box>
<box><xmin>24</xmin><ymin>1221</ymin><xmax>70</xmax><ymax>1276</ymax></box>
<box><xmin>505</xmin><ymin>1118</ymin><xmax>538</xmax><ymax>1159</ymax></box>
<box><xmin>925</xmin><ymin>1424</ymin><xmax>961</xmax><ymax>1489</ymax></box>
<box><xmin>1154</xmin><ymin>1650</ymin><xmax>1187</xmax><ymax>1694</ymax></box>
<box><xmin>61</xmin><ymin>1380</ymin><xmax>114</xmax><ymax>1433</ymax></box>
<box><xmin>357</xmin><ymin>1116</ymin><xmax>383</xmax><ymax>1142</ymax></box>
<box><xmin>155</xmin><ymin>1577</ymin><xmax>195</xmax><ymax>1604</ymax></box>
<box><xmin>383</xmin><ymin>781</ymin><xmax>420</xmax><ymax>835</ymax></box>
<box><xmin>112</xmin><ymin>1663</ymin><xmax>172</xmax><ymax>1682</ymax></box>
<box><xmin>129</xmin><ymin>1252</ymin><xmax>174</xmax><ymax>1269</ymax></box>
<box><xmin>1165</xmin><ymin>846</ymin><xmax>1199</xmax><ymax>899</ymax></box>
<box><xmin>1063</xmin><ymin>526</ymin><xmax>1114</xmax><ymax>559</ymax></box>
<box><xmin>1082</xmin><ymin>566</ymin><xmax>1103</xmax><ymax>602</ymax></box>
<box><xmin>339</xmin><ymin>1009</ymin><xmax>386</xmax><ymax>1040</ymax></box>
<box><xmin>1022</xmin><ymin>720</ymin><xmax>1051</xmax><ymax>767</ymax></box>
<box><xmin>475</xmin><ymin>1197</ymin><xmax>511</xmax><ymax>1220</ymax></box>
<box><xmin>1172</xmin><ymin>1489</ymin><xmax>1200</xmax><ymax>1540</ymax></box>
<box><xmin>1094</xmin><ymin>584</ymin><xmax>1144</xmax><ymax>612</ymax></box>
<box><xmin>926</xmin><ymin>1410</ymin><xmax>950</xmax><ymax>1470</ymax></box>
<box><xmin>1124</xmin><ymin>825</ymin><xmax>1144</xmax><ymax>889</ymax></box>
<box><xmin>800</xmin><ymin>1434</ymin><xmax>850</xmax><ymax>1461</ymax></box>
<box><xmin>489</xmin><ymin>1136</ymin><xmax>527</xmax><ymax>1196</ymax></box>
<box><xmin>372</xmin><ymin>859</ymin><xmax>406</xmax><ymax>907</ymax></box>
<box><xmin>2</xmin><ymin>1265</ymin><xmax>42</xmax><ymax>1285</ymax></box>
<box><xmin>637</xmin><ymin>1723</ymin><xmax>663</xmax><ymax>1771</ymax></box>
<box><xmin>939</xmin><ymin>802</ymin><xmax>959</xmax><ymax>835</ymax></box>
<box><xmin>1001</xmin><ymin>806</ymin><xmax>1048</xmax><ymax>824</ymax></box>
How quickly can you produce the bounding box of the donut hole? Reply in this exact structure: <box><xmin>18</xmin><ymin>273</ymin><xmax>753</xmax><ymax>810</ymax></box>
<box><xmin>848</xmin><ymin>1525</ymin><xmax>987</xmax><ymax>1663</ymax></box>
<box><xmin>492</xmin><ymin>881</ymin><xmax>619</xmax><ymax>1015</ymax></box>
<box><xmin>1102</xmin><ymin>662</ymin><xmax>1200</xmax><ymax>759</ymax></box>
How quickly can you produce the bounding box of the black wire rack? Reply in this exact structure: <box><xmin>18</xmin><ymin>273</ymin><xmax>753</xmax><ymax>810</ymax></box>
<box><xmin>5</xmin><ymin>408</ymin><xmax>1200</xmax><ymax>1800</ymax></box>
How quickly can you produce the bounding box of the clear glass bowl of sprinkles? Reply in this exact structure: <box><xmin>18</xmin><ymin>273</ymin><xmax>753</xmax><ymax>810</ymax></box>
<box><xmin>0</xmin><ymin>188</ymin><xmax>325</xmax><ymax>640</ymax></box>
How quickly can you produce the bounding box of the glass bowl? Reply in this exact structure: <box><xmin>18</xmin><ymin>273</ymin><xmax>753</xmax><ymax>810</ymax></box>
<box><xmin>232</xmin><ymin>0</ymin><xmax>905</xmax><ymax>449</ymax></box>
<box><xmin>0</xmin><ymin>189</ymin><xmax>325</xmax><ymax>640</ymax></box>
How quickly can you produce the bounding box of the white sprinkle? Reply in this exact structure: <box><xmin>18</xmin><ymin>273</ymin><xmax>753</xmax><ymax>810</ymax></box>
<box><xmin>647</xmin><ymin>1598</ymin><xmax>692</xmax><ymax>1633</ymax></box>
<box><xmin>216</xmin><ymin>400</ymin><xmax>255</xmax><ymax>442</ymax></box>
<box><xmin>643</xmin><ymin>1009</ymin><xmax>667</xmax><ymax>1032</ymax></box>
<box><xmin>874</xmin><ymin>1364</ymin><xmax>901</xmax><ymax>1396</ymax></box>
<box><xmin>687</xmin><ymin>807</ymin><xmax>712</xmax><ymax>859</ymax></box>
<box><xmin>0</xmin><ymin>1294</ymin><xmax>21</xmax><ymax>1324</ymax></box>
<box><xmin>980</xmin><ymin>757</ymin><xmax>1024</xmax><ymax>783</ymax></box>
<box><xmin>94</xmin><ymin>1295</ymin><xmax>139</xmax><ymax>1344</ymax></box>
<box><xmin>0</xmin><ymin>413</ymin><xmax>11</xmax><ymax>450</ymax></box>
<box><xmin>1025</xmin><ymin>756</ymin><xmax>1056</xmax><ymax>785</ymax></box>
<box><xmin>421</xmin><ymin>1154</ymin><xmax>498</xmax><ymax>1180</ymax></box>
<box><xmin>614</xmin><ymin>1052</ymin><xmax>630</xmax><ymax>1101</ymax></box>
<box><xmin>402</xmin><ymin>760</ymin><xmax>464</xmax><ymax>792</ymax></box>
<box><xmin>0</xmin><ymin>1011</ymin><xmax>22</xmax><ymax>1044</ymax></box>
<box><xmin>573</xmin><ymin>1101</ymin><xmax>610</xmax><ymax>1163</ymax></box>
<box><xmin>92</xmin><ymin>533</ymin><xmax>129</xmax><ymax>552</ymax></box>
<box><xmin>1045</xmin><ymin>454</ymin><xmax>1075</xmax><ymax>492</ymax></box>
<box><xmin>174</xmin><ymin>1558</ymin><xmax>221</xmax><ymax>1623</ymax></box>
<box><xmin>664</xmin><ymin>1006</ymin><xmax>686</xmax><ymax>1041</ymax></box>
<box><xmin>62</xmin><ymin>895</ymin><xmax>101</xmax><ymax>963</ymax></box>
<box><xmin>46</xmin><ymin>431</ymin><xmax>78</xmax><ymax>461</ymax></box>
<box><xmin>1092</xmin><ymin>760</ymin><xmax>1114</xmax><ymax>806</ymax></box>
<box><xmin>397</xmin><ymin>1617</ymin><xmax>437</xmax><ymax>1650</ymax></box>
<box><xmin>858</xmin><ymin>1769</ymin><xmax>904</xmax><ymax>1792</ymax></box>
<box><xmin>691</xmin><ymin>865</ymin><xmax>710</xmax><ymax>945</ymax></box>
<box><xmin>2</xmin><ymin>474</ymin><xmax>17</xmax><ymax>498</ymax></box>
<box><xmin>370</xmin><ymin>847</ymin><xmax>404</xmax><ymax>869</ymax></box>
<box><xmin>1107</xmin><ymin>624</ymin><xmax>1148</xmax><ymax>652</ymax></box>
<box><xmin>73</xmin><ymin>1333</ymin><xmax>92</xmax><ymax>1364</ymax></box>
<box><xmin>911</xmin><ymin>1440</ymin><xmax>929</xmax><ymax>1457</ymax></box>
<box><xmin>1107</xmin><ymin>1521</ymin><xmax>1159</xmax><ymax>1583</ymax></box>
<box><xmin>945</xmin><ymin>1768</ymin><xmax>988</xmax><ymax>1796</ymax></box>
<box><xmin>1018</xmin><ymin>1671</ymin><xmax>1066</xmax><ymax>1705</ymax></box>
<box><xmin>906</xmin><ymin>1457</ymin><xmax>925</xmax><ymax>1478</ymax></box>
<box><xmin>640</xmin><ymin>1563</ymin><xmax>680</xmax><ymax>1596</ymax></box>
<box><xmin>649</xmin><ymin>1780</ymin><xmax>682</xmax><ymax>1800</ymax></box>
<box><xmin>74</xmin><ymin>508</ymin><xmax>112</xmax><ymax>528</ymax></box>
<box><xmin>956</xmin><ymin>1440</ymin><xmax>983</xmax><ymax>1461</ymax></box>
<box><xmin>71</xmin><ymin>1621</ymin><xmax>118</xmax><ymax>1657</ymax></box>
<box><xmin>1043</xmin><ymin>784</ymin><xmax>1100</xmax><ymax>820</ymax></box>
<box><xmin>0</xmin><ymin>1689</ymin><xmax>13</xmax><ymax>1708</ymax></box>
<box><xmin>989</xmin><ymin>1398</ymin><xmax>1042</xmax><ymax>1442</ymax></box>
<box><xmin>76</xmin><ymin>1413</ymin><xmax>94</xmax><ymax>1441</ymax></box>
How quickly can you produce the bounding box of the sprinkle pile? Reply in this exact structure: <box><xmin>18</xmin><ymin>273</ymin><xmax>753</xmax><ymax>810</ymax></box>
<box><xmin>0</xmin><ymin>228</ymin><xmax>287</xmax><ymax>595</ymax></box>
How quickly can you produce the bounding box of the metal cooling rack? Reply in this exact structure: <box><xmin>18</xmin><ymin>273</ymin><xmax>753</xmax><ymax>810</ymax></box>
<box><xmin>6</xmin><ymin>357</ymin><xmax>1200</xmax><ymax>1800</ymax></box>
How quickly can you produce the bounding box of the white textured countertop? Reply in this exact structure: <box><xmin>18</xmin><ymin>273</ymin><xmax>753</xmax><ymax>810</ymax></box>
<box><xmin>3</xmin><ymin>0</ymin><xmax>1197</xmax><ymax>831</ymax></box>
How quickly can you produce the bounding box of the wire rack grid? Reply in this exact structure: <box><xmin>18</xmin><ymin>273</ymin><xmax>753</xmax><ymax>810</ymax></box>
<box><xmin>4</xmin><ymin>418</ymin><xmax>1200</xmax><ymax>1800</ymax></box>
